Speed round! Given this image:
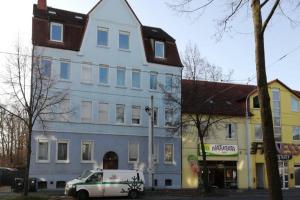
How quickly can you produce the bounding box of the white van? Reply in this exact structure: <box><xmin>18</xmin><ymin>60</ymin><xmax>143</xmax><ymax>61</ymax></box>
<box><xmin>65</xmin><ymin>169</ymin><xmax>145</xmax><ymax>199</ymax></box>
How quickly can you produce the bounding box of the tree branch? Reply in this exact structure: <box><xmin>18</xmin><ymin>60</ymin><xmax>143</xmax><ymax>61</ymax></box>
<box><xmin>261</xmin><ymin>0</ymin><xmax>280</xmax><ymax>34</ymax></box>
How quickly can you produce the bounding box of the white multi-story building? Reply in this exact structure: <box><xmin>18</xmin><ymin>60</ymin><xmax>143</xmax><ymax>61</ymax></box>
<box><xmin>30</xmin><ymin>0</ymin><xmax>182</xmax><ymax>190</ymax></box>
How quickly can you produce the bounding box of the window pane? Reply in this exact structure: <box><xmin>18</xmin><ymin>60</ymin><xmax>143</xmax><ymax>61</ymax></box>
<box><xmin>60</xmin><ymin>99</ymin><xmax>70</xmax><ymax>121</ymax></box>
<box><xmin>38</xmin><ymin>142</ymin><xmax>48</xmax><ymax>160</ymax></box>
<box><xmin>132</xmin><ymin>106</ymin><xmax>140</xmax><ymax>125</ymax></box>
<box><xmin>116</xmin><ymin>104</ymin><xmax>125</xmax><ymax>123</ymax></box>
<box><xmin>150</xmin><ymin>73</ymin><xmax>157</xmax><ymax>90</ymax></box>
<box><xmin>99</xmin><ymin>66</ymin><xmax>108</xmax><ymax>84</ymax></box>
<box><xmin>164</xmin><ymin>144</ymin><xmax>173</xmax><ymax>163</ymax></box>
<box><xmin>82</xmin><ymin>65</ymin><xmax>92</xmax><ymax>83</ymax></box>
<box><xmin>82</xmin><ymin>142</ymin><xmax>92</xmax><ymax>161</ymax></box>
<box><xmin>292</xmin><ymin>97</ymin><xmax>299</xmax><ymax>112</ymax></box>
<box><xmin>132</xmin><ymin>71</ymin><xmax>140</xmax><ymax>88</ymax></box>
<box><xmin>165</xmin><ymin>108</ymin><xmax>173</xmax><ymax>126</ymax></box>
<box><xmin>119</xmin><ymin>32</ymin><xmax>129</xmax><ymax>49</ymax></box>
<box><xmin>60</xmin><ymin>62</ymin><xmax>70</xmax><ymax>80</ymax></box>
<box><xmin>97</xmin><ymin>29</ymin><xmax>108</xmax><ymax>46</ymax></box>
<box><xmin>51</xmin><ymin>24</ymin><xmax>62</xmax><ymax>41</ymax></box>
<box><xmin>255</xmin><ymin>125</ymin><xmax>263</xmax><ymax>140</ymax></box>
<box><xmin>253</xmin><ymin>96</ymin><xmax>260</xmax><ymax>108</ymax></box>
<box><xmin>57</xmin><ymin>142</ymin><xmax>68</xmax><ymax>161</ymax></box>
<box><xmin>272</xmin><ymin>89</ymin><xmax>280</xmax><ymax>101</ymax></box>
<box><xmin>153</xmin><ymin>107</ymin><xmax>158</xmax><ymax>126</ymax></box>
<box><xmin>227</xmin><ymin>123</ymin><xmax>236</xmax><ymax>139</ymax></box>
<box><xmin>41</xmin><ymin>60</ymin><xmax>51</xmax><ymax>77</ymax></box>
<box><xmin>155</xmin><ymin>42</ymin><xmax>165</xmax><ymax>58</ymax></box>
<box><xmin>165</xmin><ymin>75</ymin><xmax>172</xmax><ymax>92</ymax></box>
<box><xmin>81</xmin><ymin>101</ymin><xmax>92</xmax><ymax>122</ymax></box>
<box><xmin>99</xmin><ymin>103</ymin><xmax>108</xmax><ymax>123</ymax></box>
<box><xmin>117</xmin><ymin>68</ymin><xmax>125</xmax><ymax>86</ymax></box>
<box><xmin>129</xmin><ymin>143</ymin><xmax>138</xmax><ymax>162</ymax></box>
<box><xmin>293</xmin><ymin>127</ymin><xmax>300</xmax><ymax>140</ymax></box>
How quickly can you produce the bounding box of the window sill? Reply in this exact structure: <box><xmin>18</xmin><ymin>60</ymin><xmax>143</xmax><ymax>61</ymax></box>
<box><xmin>164</xmin><ymin>162</ymin><xmax>175</xmax><ymax>165</ymax></box>
<box><xmin>59</xmin><ymin>79</ymin><xmax>72</xmax><ymax>83</ymax></box>
<box><xmin>36</xmin><ymin>160</ymin><xmax>50</xmax><ymax>164</ymax></box>
<box><xmin>98</xmin><ymin>83</ymin><xmax>110</xmax><ymax>87</ymax></box>
<box><xmin>81</xmin><ymin>160</ymin><xmax>95</xmax><ymax>164</ymax></box>
<box><xmin>131</xmin><ymin>87</ymin><xmax>142</xmax><ymax>91</ymax></box>
<box><xmin>128</xmin><ymin>161</ymin><xmax>139</xmax><ymax>164</ymax></box>
<box><xmin>56</xmin><ymin>160</ymin><xmax>70</xmax><ymax>164</ymax></box>
<box><xmin>154</xmin><ymin>56</ymin><xmax>166</xmax><ymax>60</ymax></box>
<box><xmin>225</xmin><ymin>138</ymin><xmax>237</xmax><ymax>140</ymax></box>
<box><xmin>115</xmin><ymin>86</ymin><xmax>127</xmax><ymax>89</ymax></box>
<box><xmin>131</xmin><ymin>123</ymin><xmax>141</xmax><ymax>126</ymax></box>
<box><xmin>115</xmin><ymin>123</ymin><xmax>125</xmax><ymax>126</ymax></box>
<box><xmin>97</xmin><ymin>45</ymin><xmax>110</xmax><ymax>49</ymax></box>
<box><xmin>149</xmin><ymin>89</ymin><xmax>160</xmax><ymax>93</ymax></box>
<box><xmin>81</xmin><ymin>82</ymin><xmax>93</xmax><ymax>85</ymax></box>
<box><xmin>118</xmin><ymin>48</ymin><xmax>131</xmax><ymax>52</ymax></box>
<box><xmin>49</xmin><ymin>40</ymin><xmax>64</xmax><ymax>44</ymax></box>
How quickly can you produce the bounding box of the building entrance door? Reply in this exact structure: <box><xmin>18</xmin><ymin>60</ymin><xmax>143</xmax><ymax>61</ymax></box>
<box><xmin>256</xmin><ymin>163</ymin><xmax>264</xmax><ymax>189</ymax></box>
<box><xmin>278</xmin><ymin>161</ymin><xmax>288</xmax><ymax>189</ymax></box>
<box><xmin>103</xmin><ymin>151</ymin><xmax>118</xmax><ymax>169</ymax></box>
<box><xmin>294</xmin><ymin>165</ymin><xmax>300</xmax><ymax>188</ymax></box>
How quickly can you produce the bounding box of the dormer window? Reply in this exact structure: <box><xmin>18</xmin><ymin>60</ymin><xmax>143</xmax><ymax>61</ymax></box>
<box><xmin>50</xmin><ymin>22</ymin><xmax>63</xmax><ymax>42</ymax></box>
<box><xmin>155</xmin><ymin>41</ymin><xmax>165</xmax><ymax>59</ymax></box>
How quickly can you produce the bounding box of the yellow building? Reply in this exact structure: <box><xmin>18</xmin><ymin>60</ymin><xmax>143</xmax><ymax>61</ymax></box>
<box><xmin>182</xmin><ymin>79</ymin><xmax>300</xmax><ymax>190</ymax></box>
<box><xmin>182</xmin><ymin>80</ymin><xmax>255</xmax><ymax>189</ymax></box>
<box><xmin>249</xmin><ymin>80</ymin><xmax>300</xmax><ymax>189</ymax></box>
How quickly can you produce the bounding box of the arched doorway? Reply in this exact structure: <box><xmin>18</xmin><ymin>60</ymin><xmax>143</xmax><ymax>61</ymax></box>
<box><xmin>103</xmin><ymin>151</ymin><xmax>118</xmax><ymax>169</ymax></box>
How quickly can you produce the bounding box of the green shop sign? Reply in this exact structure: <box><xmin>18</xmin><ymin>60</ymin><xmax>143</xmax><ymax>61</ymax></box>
<box><xmin>200</xmin><ymin>144</ymin><xmax>238</xmax><ymax>156</ymax></box>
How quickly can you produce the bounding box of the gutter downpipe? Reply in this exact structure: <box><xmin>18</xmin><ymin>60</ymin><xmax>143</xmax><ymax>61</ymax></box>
<box><xmin>245</xmin><ymin>92</ymin><xmax>254</xmax><ymax>189</ymax></box>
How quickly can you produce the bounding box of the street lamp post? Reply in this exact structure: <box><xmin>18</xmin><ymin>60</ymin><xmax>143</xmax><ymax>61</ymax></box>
<box><xmin>145</xmin><ymin>96</ymin><xmax>154</xmax><ymax>190</ymax></box>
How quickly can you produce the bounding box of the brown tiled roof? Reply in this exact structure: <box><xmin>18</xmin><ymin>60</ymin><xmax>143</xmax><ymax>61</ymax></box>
<box><xmin>141</xmin><ymin>26</ymin><xmax>183</xmax><ymax>67</ymax></box>
<box><xmin>182</xmin><ymin>80</ymin><xmax>256</xmax><ymax>117</ymax></box>
<box><xmin>32</xmin><ymin>2</ymin><xmax>182</xmax><ymax>67</ymax></box>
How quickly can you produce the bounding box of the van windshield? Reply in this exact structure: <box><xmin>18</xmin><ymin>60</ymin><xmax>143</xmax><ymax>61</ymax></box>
<box><xmin>78</xmin><ymin>170</ymin><xmax>93</xmax><ymax>180</ymax></box>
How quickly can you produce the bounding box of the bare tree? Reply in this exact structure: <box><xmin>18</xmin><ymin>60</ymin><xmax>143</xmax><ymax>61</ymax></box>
<box><xmin>163</xmin><ymin>43</ymin><xmax>236</xmax><ymax>193</ymax></box>
<box><xmin>167</xmin><ymin>1</ymin><xmax>299</xmax><ymax>199</ymax></box>
<box><xmin>0</xmin><ymin>42</ymin><xmax>69</xmax><ymax>196</ymax></box>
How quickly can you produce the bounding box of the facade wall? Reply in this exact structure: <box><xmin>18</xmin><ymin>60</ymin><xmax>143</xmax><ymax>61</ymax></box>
<box><xmin>182</xmin><ymin>116</ymin><xmax>249</xmax><ymax>189</ymax></box>
<box><xmin>249</xmin><ymin>81</ymin><xmax>300</xmax><ymax>189</ymax></box>
<box><xmin>30</xmin><ymin>0</ymin><xmax>181</xmax><ymax>189</ymax></box>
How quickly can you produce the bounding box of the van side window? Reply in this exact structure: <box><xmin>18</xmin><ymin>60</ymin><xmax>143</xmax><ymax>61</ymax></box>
<box><xmin>87</xmin><ymin>172</ymin><xmax>103</xmax><ymax>183</ymax></box>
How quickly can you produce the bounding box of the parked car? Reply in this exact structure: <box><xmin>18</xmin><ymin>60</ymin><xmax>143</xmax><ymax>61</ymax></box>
<box><xmin>65</xmin><ymin>169</ymin><xmax>144</xmax><ymax>199</ymax></box>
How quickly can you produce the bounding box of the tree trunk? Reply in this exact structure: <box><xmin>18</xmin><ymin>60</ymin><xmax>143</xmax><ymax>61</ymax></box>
<box><xmin>251</xmin><ymin>1</ymin><xmax>283</xmax><ymax>200</ymax></box>
<box><xmin>199</xmin><ymin>134</ymin><xmax>210</xmax><ymax>193</ymax></box>
<box><xmin>23</xmin><ymin>123</ymin><xmax>32</xmax><ymax>196</ymax></box>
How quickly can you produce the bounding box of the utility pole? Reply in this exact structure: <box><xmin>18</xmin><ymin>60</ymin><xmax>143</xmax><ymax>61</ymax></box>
<box><xmin>146</xmin><ymin>96</ymin><xmax>154</xmax><ymax>190</ymax></box>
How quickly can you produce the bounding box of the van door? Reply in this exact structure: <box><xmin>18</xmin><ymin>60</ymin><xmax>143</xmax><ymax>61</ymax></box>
<box><xmin>85</xmin><ymin>172</ymin><xmax>104</xmax><ymax>197</ymax></box>
<box><xmin>103</xmin><ymin>172</ymin><xmax>128</xmax><ymax>197</ymax></box>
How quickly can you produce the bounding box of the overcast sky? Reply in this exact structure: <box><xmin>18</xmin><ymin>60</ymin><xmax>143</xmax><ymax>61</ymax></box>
<box><xmin>0</xmin><ymin>0</ymin><xmax>299</xmax><ymax>90</ymax></box>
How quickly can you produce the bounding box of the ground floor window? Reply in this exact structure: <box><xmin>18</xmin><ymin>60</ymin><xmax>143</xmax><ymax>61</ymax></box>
<box><xmin>199</xmin><ymin>161</ymin><xmax>237</xmax><ymax>189</ymax></box>
<box><xmin>56</xmin><ymin>181</ymin><xmax>66</xmax><ymax>189</ymax></box>
<box><xmin>81</xmin><ymin>141</ymin><xmax>93</xmax><ymax>162</ymax></box>
<box><xmin>165</xmin><ymin>179</ymin><xmax>172</xmax><ymax>186</ymax></box>
<box><xmin>37</xmin><ymin>181</ymin><xmax>47</xmax><ymax>189</ymax></box>
<box><xmin>57</xmin><ymin>140</ymin><xmax>69</xmax><ymax>162</ymax></box>
<box><xmin>37</xmin><ymin>139</ymin><xmax>49</xmax><ymax>162</ymax></box>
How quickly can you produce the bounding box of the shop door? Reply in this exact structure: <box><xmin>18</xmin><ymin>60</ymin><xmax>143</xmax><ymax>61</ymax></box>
<box><xmin>278</xmin><ymin>161</ymin><xmax>288</xmax><ymax>189</ymax></box>
<box><xmin>294</xmin><ymin>165</ymin><xmax>300</xmax><ymax>188</ymax></box>
<box><xmin>256</xmin><ymin>163</ymin><xmax>264</xmax><ymax>189</ymax></box>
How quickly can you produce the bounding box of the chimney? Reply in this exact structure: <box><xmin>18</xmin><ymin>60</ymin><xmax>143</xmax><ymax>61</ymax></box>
<box><xmin>37</xmin><ymin>0</ymin><xmax>47</xmax><ymax>10</ymax></box>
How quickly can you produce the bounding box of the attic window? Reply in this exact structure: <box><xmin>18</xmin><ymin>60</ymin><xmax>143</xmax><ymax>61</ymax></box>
<box><xmin>48</xmin><ymin>10</ymin><xmax>56</xmax><ymax>15</ymax></box>
<box><xmin>155</xmin><ymin>41</ymin><xmax>165</xmax><ymax>59</ymax></box>
<box><xmin>151</xmin><ymin>29</ymin><xmax>158</xmax><ymax>33</ymax></box>
<box><xmin>50</xmin><ymin>22</ymin><xmax>63</xmax><ymax>42</ymax></box>
<box><xmin>253</xmin><ymin>96</ymin><xmax>260</xmax><ymax>108</ymax></box>
<box><xmin>75</xmin><ymin>16</ymin><xmax>83</xmax><ymax>20</ymax></box>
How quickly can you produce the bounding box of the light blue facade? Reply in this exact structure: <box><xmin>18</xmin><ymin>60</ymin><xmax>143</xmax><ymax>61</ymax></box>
<box><xmin>30</xmin><ymin>0</ymin><xmax>182</xmax><ymax>190</ymax></box>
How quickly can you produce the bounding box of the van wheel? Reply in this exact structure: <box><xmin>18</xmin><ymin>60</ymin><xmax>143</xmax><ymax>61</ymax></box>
<box><xmin>77</xmin><ymin>190</ymin><xmax>89</xmax><ymax>200</ymax></box>
<box><xmin>128</xmin><ymin>190</ymin><xmax>139</xmax><ymax>199</ymax></box>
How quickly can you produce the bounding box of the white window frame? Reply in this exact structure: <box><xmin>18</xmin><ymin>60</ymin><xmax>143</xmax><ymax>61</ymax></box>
<box><xmin>36</xmin><ymin>138</ymin><xmax>50</xmax><ymax>163</ymax></box>
<box><xmin>59</xmin><ymin>99</ymin><xmax>70</xmax><ymax>122</ymax></box>
<box><xmin>40</xmin><ymin>57</ymin><xmax>52</xmax><ymax>78</ymax></box>
<box><xmin>164</xmin><ymin>108</ymin><xmax>173</xmax><ymax>127</ymax></box>
<box><xmin>80</xmin><ymin>140</ymin><xmax>94</xmax><ymax>163</ymax></box>
<box><xmin>291</xmin><ymin>96</ymin><xmax>299</xmax><ymax>112</ymax></box>
<box><xmin>56</xmin><ymin>139</ymin><xmax>70</xmax><ymax>163</ymax></box>
<box><xmin>150</xmin><ymin>72</ymin><xmax>158</xmax><ymax>90</ymax></box>
<box><xmin>255</xmin><ymin>124</ymin><xmax>263</xmax><ymax>141</ymax></box>
<box><xmin>128</xmin><ymin>142</ymin><xmax>139</xmax><ymax>163</ymax></box>
<box><xmin>97</xmin><ymin>27</ymin><xmax>109</xmax><ymax>47</ymax></box>
<box><xmin>293</xmin><ymin>127</ymin><xmax>300</xmax><ymax>141</ymax></box>
<box><xmin>165</xmin><ymin>74</ymin><xmax>173</xmax><ymax>92</ymax></box>
<box><xmin>164</xmin><ymin>143</ymin><xmax>174</xmax><ymax>164</ymax></box>
<box><xmin>98</xmin><ymin>64</ymin><xmax>109</xmax><ymax>85</ymax></box>
<box><xmin>99</xmin><ymin>103</ymin><xmax>109</xmax><ymax>124</ymax></box>
<box><xmin>131</xmin><ymin>69</ymin><xmax>141</xmax><ymax>89</ymax></box>
<box><xmin>116</xmin><ymin>104</ymin><xmax>125</xmax><ymax>124</ymax></box>
<box><xmin>155</xmin><ymin>41</ymin><xmax>165</xmax><ymax>59</ymax></box>
<box><xmin>81</xmin><ymin>63</ymin><xmax>93</xmax><ymax>84</ymax></box>
<box><xmin>81</xmin><ymin>101</ymin><xmax>93</xmax><ymax>123</ymax></box>
<box><xmin>59</xmin><ymin>61</ymin><xmax>71</xmax><ymax>81</ymax></box>
<box><xmin>119</xmin><ymin>31</ymin><xmax>130</xmax><ymax>50</ymax></box>
<box><xmin>50</xmin><ymin>22</ymin><xmax>63</xmax><ymax>42</ymax></box>
<box><xmin>131</xmin><ymin>105</ymin><xmax>141</xmax><ymax>125</ymax></box>
<box><xmin>116</xmin><ymin>67</ymin><xmax>126</xmax><ymax>87</ymax></box>
<box><xmin>153</xmin><ymin>143</ymin><xmax>159</xmax><ymax>164</ymax></box>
